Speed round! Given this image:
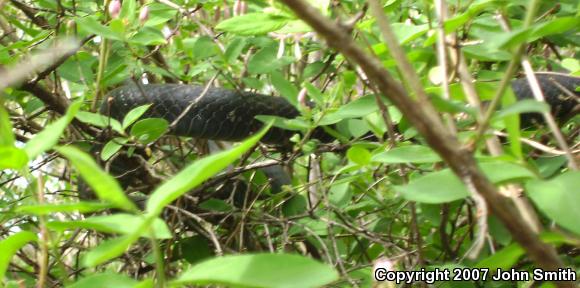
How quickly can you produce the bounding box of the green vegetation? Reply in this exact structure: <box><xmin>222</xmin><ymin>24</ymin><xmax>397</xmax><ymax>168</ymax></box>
<box><xmin>0</xmin><ymin>0</ymin><xmax>578</xmax><ymax>287</ymax></box>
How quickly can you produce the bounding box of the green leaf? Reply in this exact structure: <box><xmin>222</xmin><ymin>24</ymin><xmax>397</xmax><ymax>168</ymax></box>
<box><xmin>24</xmin><ymin>100</ymin><xmax>81</xmax><ymax>160</ymax></box>
<box><xmin>15</xmin><ymin>202</ymin><xmax>113</xmax><ymax>215</ymax></box>
<box><xmin>391</xmin><ymin>23</ymin><xmax>429</xmax><ymax>45</ymax></box>
<box><xmin>561</xmin><ymin>58</ymin><xmax>580</xmax><ymax>73</ymax></box>
<box><xmin>119</xmin><ymin>0</ymin><xmax>137</xmax><ymax>24</ymax></box>
<box><xmin>122</xmin><ymin>104</ymin><xmax>151</xmax><ymax>129</ymax></box>
<box><xmin>531</xmin><ymin>17</ymin><xmax>580</xmax><ymax>39</ymax></box>
<box><xmin>372</xmin><ymin>145</ymin><xmax>441</xmax><ymax>164</ymax></box>
<box><xmin>66</xmin><ymin>273</ymin><xmax>139</xmax><ymax>288</ymax></box>
<box><xmin>501</xmin><ymin>86</ymin><xmax>523</xmax><ymax>159</ymax></box>
<box><xmin>0</xmin><ymin>231</ymin><xmax>37</xmax><ymax>279</ymax></box>
<box><xmin>76</xmin><ymin>16</ymin><xmax>124</xmax><ymax>41</ymax></box>
<box><xmin>146</xmin><ymin>123</ymin><xmax>271</xmax><ymax>216</ymax></box>
<box><xmin>188</xmin><ymin>36</ymin><xmax>218</xmax><ymax>60</ymax></box>
<box><xmin>57</xmin><ymin>51</ymin><xmax>96</xmax><ymax>84</ymax></box>
<box><xmin>398</xmin><ymin>161</ymin><xmax>536</xmax><ymax>203</ymax></box>
<box><xmin>198</xmin><ymin>199</ymin><xmax>233</xmax><ymax>213</ymax></box>
<box><xmin>173</xmin><ymin>253</ymin><xmax>339</xmax><ymax>288</ymax></box>
<box><xmin>535</xmin><ymin>156</ymin><xmax>567</xmax><ymax>178</ymax></box>
<box><xmin>130</xmin><ymin>118</ymin><xmax>169</xmax><ymax>144</ymax></box>
<box><xmin>463</xmin><ymin>44</ymin><xmax>512</xmax><ymax>61</ymax></box>
<box><xmin>494</xmin><ymin>99</ymin><xmax>550</xmax><ymax>120</ymax></box>
<box><xmin>247</xmin><ymin>46</ymin><xmax>293</xmax><ymax>74</ymax></box>
<box><xmin>173</xmin><ymin>236</ymin><xmax>213</xmax><ymax>264</ymax></box>
<box><xmin>346</xmin><ymin>119</ymin><xmax>369</xmax><ymax>138</ymax></box>
<box><xmin>255</xmin><ymin>115</ymin><xmax>309</xmax><ymax>131</ymax></box>
<box><xmin>347</xmin><ymin>146</ymin><xmax>371</xmax><ymax>166</ymax></box>
<box><xmin>143</xmin><ymin>3</ymin><xmax>177</xmax><ymax>27</ymax></box>
<box><xmin>526</xmin><ymin>171</ymin><xmax>580</xmax><ymax>235</ymax></box>
<box><xmin>101</xmin><ymin>137</ymin><xmax>128</xmax><ymax>161</ymax></box>
<box><xmin>282</xmin><ymin>195</ymin><xmax>308</xmax><ymax>217</ymax></box>
<box><xmin>216</xmin><ymin>13</ymin><xmax>288</xmax><ymax>35</ymax></box>
<box><xmin>499</xmin><ymin>17</ymin><xmax>580</xmax><ymax>49</ymax></box>
<box><xmin>109</xmin><ymin>19</ymin><xmax>126</xmax><ymax>39</ymax></box>
<box><xmin>76</xmin><ymin>111</ymin><xmax>123</xmax><ymax>133</ymax></box>
<box><xmin>129</xmin><ymin>27</ymin><xmax>166</xmax><ymax>46</ymax></box>
<box><xmin>56</xmin><ymin>146</ymin><xmax>137</xmax><ymax>212</ymax></box>
<box><xmin>82</xmin><ymin>234</ymin><xmax>140</xmax><ymax>267</ymax></box>
<box><xmin>319</xmin><ymin>95</ymin><xmax>380</xmax><ymax>125</ymax></box>
<box><xmin>303</xmin><ymin>82</ymin><xmax>324</xmax><ymax>106</ymax></box>
<box><xmin>133</xmin><ymin>279</ymin><xmax>154</xmax><ymax>288</ymax></box>
<box><xmin>73</xmin><ymin>215</ymin><xmax>161</xmax><ymax>267</ymax></box>
<box><xmin>47</xmin><ymin>214</ymin><xmax>171</xmax><ymax>239</ymax></box>
<box><xmin>224</xmin><ymin>37</ymin><xmax>247</xmax><ymax>64</ymax></box>
<box><xmin>475</xmin><ymin>232</ymin><xmax>574</xmax><ymax>271</ymax></box>
<box><xmin>496</xmin><ymin>27</ymin><xmax>532</xmax><ymax>50</ymax></box>
<box><xmin>0</xmin><ymin>146</ymin><xmax>28</xmax><ymax>170</ymax></box>
<box><xmin>0</xmin><ymin>104</ymin><xmax>15</xmax><ymax>147</ymax></box>
<box><xmin>271</xmin><ymin>71</ymin><xmax>298</xmax><ymax>106</ymax></box>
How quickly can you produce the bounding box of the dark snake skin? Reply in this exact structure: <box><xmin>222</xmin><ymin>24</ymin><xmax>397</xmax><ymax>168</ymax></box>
<box><xmin>511</xmin><ymin>73</ymin><xmax>579</xmax><ymax>125</ymax></box>
<box><xmin>102</xmin><ymin>73</ymin><xmax>579</xmax><ymax>144</ymax></box>
<box><xmin>102</xmin><ymin>84</ymin><xmax>300</xmax><ymax>144</ymax></box>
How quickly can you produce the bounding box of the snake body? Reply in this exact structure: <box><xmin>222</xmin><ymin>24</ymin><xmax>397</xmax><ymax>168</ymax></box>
<box><xmin>103</xmin><ymin>84</ymin><xmax>300</xmax><ymax>144</ymax></box>
<box><xmin>104</xmin><ymin>73</ymin><xmax>579</xmax><ymax>143</ymax></box>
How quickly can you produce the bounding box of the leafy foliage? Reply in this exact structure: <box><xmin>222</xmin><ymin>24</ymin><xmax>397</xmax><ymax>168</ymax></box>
<box><xmin>0</xmin><ymin>0</ymin><xmax>578</xmax><ymax>287</ymax></box>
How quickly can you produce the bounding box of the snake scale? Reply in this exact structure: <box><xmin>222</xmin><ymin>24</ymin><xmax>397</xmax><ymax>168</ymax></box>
<box><xmin>103</xmin><ymin>73</ymin><xmax>579</xmax><ymax>144</ymax></box>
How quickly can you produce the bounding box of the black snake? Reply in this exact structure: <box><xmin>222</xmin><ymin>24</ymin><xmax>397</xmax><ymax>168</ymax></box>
<box><xmin>103</xmin><ymin>73</ymin><xmax>579</xmax><ymax>143</ymax></box>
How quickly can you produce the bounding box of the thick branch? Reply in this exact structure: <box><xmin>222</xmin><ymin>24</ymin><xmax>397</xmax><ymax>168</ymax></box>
<box><xmin>278</xmin><ymin>0</ymin><xmax>570</xmax><ymax>284</ymax></box>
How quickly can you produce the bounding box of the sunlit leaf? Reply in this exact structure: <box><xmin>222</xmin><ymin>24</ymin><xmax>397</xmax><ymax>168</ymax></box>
<box><xmin>319</xmin><ymin>95</ymin><xmax>380</xmax><ymax>125</ymax></box>
<box><xmin>391</xmin><ymin>23</ymin><xmax>429</xmax><ymax>45</ymax></box>
<box><xmin>143</xmin><ymin>3</ymin><xmax>177</xmax><ymax>27</ymax></box>
<box><xmin>0</xmin><ymin>146</ymin><xmax>28</xmax><ymax>170</ymax></box>
<box><xmin>56</xmin><ymin>146</ymin><xmax>137</xmax><ymax>212</ymax></box>
<box><xmin>82</xmin><ymin>234</ymin><xmax>141</xmax><ymax>267</ymax></box>
<box><xmin>255</xmin><ymin>115</ymin><xmax>309</xmax><ymax>131</ymax></box>
<box><xmin>372</xmin><ymin>145</ymin><xmax>441</xmax><ymax>164</ymax></box>
<box><xmin>501</xmin><ymin>86</ymin><xmax>523</xmax><ymax>159</ymax></box>
<box><xmin>0</xmin><ymin>104</ymin><xmax>15</xmax><ymax>147</ymax></box>
<box><xmin>271</xmin><ymin>71</ymin><xmax>298</xmax><ymax>106</ymax></box>
<box><xmin>24</xmin><ymin>100</ymin><xmax>82</xmax><ymax>160</ymax></box>
<box><xmin>66</xmin><ymin>273</ymin><xmax>139</xmax><ymax>288</ymax></box>
<box><xmin>122</xmin><ymin>104</ymin><xmax>151</xmax><ymax>129</ymax></box>
<box><xmin>347</xmin><ymin>146</ymin><xmax>371</xmax><ymax>165</ymax></box>
<box><xmin>15</xmin><ymin>202</ymin><xmax>113</xmax><ymax>215</ymax></box>
<box><xmin>398</xmin><ymin>161</ymin><xmax>536</xmax><ymax>203</ymax></box>
<box><xmin>47</xmin><ymin>214</ymin><xmax>171</xmax><ymax>239</ymax></box>
<box><xmin>129</xmin><ymin>27</ymin><xmax>167</xmax><ymax>46</ymax></box>
<box><xmin>101</xmin><ymin>137</ymin><xmax>128</xmax><ymax>161</ymax></box>
<box><xmin>76</xmin><ymin>111</ymin><xmax>123</xmax><ymax>133</ymax></box>
<box><xmin>173</xmin><ymin>253</ymin><xmax>339</xmax><ymax>288</ymax></box>
<box><xmin>0</xmin><ymin>231</ymin><xmax>37</xmax><ymax>279</ymax></box>
<box><xmin>494</xmin><ymin>99</ymin><xmax>550</xmax><ymax>120</ymax></box>
<box><xmin>216</xmin><ymin>13</ymin><xmax>288</xmax><ymax>35</ymax></box>
<box><xmin>119</xmin><ymin>0</ymin><xmax>137</xmax><ymax>24</ymax></box>
<box><xmin>76</xmin><ymin>16</ymin><xmax>124</xmax><ymax>41</ymax></box>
